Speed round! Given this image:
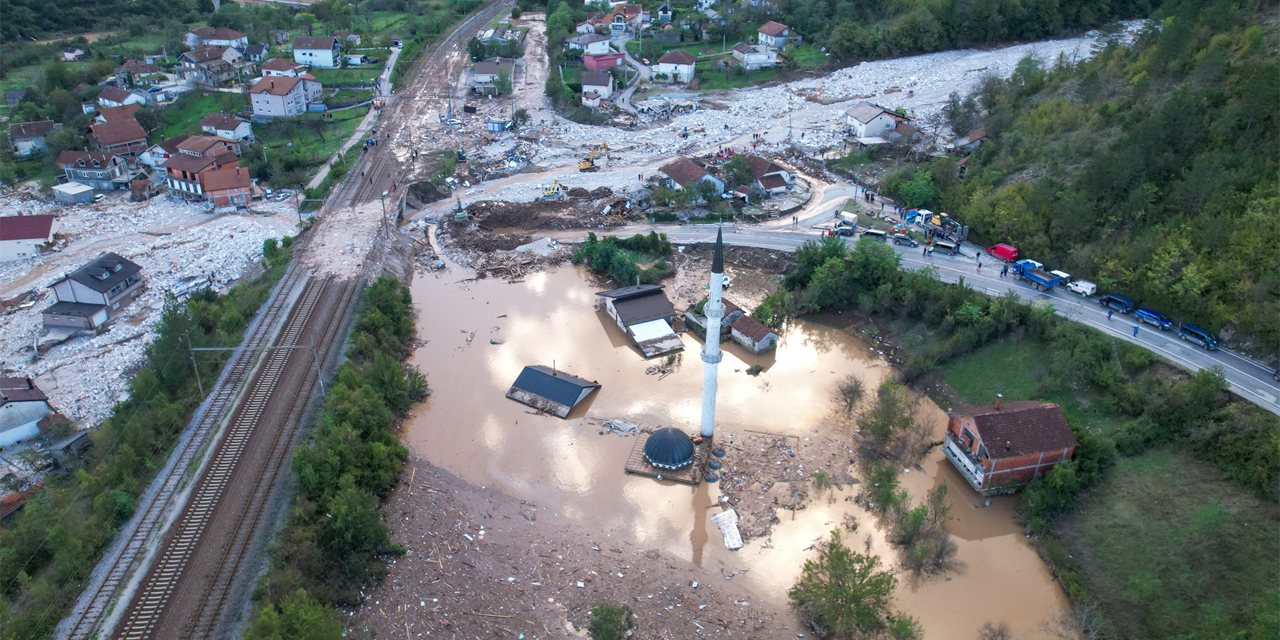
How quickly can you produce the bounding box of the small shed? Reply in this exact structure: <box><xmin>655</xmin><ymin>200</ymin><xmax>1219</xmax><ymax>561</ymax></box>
<box><xmin>53</xmin><ymin>182</ymin><xmax>95</xmax><ymax>204</ymax></box>
<box><xmin>506</xmin><ymin>365</ymin><xmax>601</xmax><ymax>418</ymax></box>
<box><xmin>943</xmin><ymin>399</ymin><xmax>1078</xmax><ymax>495</ymax></box>
<box><xmin>729</xmin><ymin>315</ymin><xmax>778</xmax><ymax>353</ymax></box>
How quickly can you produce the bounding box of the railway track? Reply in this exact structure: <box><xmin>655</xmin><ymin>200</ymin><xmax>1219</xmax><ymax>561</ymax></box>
<box><xmin>109</xmin><ymin>276</ymin><xmax>342</xmax><ymax>640</ymax></box>
<box><xmin>59</xmin><ymin>262</ymin><xmax>308</xmax><ymax>640</ymax></box>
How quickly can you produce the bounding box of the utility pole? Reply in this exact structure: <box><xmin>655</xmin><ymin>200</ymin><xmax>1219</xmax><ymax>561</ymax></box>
<box><xmin>184</xmin><ymin>333</ymin><xmax>204</xmax><ymax>396</ymax></box>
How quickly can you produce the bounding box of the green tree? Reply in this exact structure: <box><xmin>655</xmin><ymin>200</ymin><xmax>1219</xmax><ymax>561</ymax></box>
<box><xmin>493</xmin><ymin>69</ymin><xmax>513</xmax><ymax>95</ymax></box>
<box><xmin>859</xmin><ymin>380</ymin><xmax>915</xmax><ymax>455</ymax></box>
<box><xmin>467</xmin><ymin>36</ymin><xmax>486</xmax><ymax>62</ymax></box>
<box><xmin>784</xmin><ymin>235</ymin><xmax>848</xmax><ymax>291</ymax></box>
<box><xmin>245</xmin><ymin>590</ymin><xmax>343</xmax><ymax>640</ymax></box>
<box><xmin>723</xmin><ymin>154</ymin><xmax>754</xmax><ymax>188</ymax></box>
<box><xmin>789</xmin><ymin>529</ymin><xmax>898</xmax><ymax>634</ymax></box>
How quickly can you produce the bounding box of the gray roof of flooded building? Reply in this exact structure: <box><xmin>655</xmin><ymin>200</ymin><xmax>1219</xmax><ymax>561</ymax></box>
<box><xmin>510</xmin><ymin>365</ymin><xmax>600</xmax><ymax>408</ymax></box>
<box><xmin>598</xmin><ymin>285</ymin><xmax>676</xmax><ymax>327</ymax></box>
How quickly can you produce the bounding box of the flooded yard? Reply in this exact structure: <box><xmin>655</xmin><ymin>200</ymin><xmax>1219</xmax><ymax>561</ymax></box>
<box><xmin>403</xmin><ymin>264</ymin><xmax>1069</xmax><ymax>638</ymax></box>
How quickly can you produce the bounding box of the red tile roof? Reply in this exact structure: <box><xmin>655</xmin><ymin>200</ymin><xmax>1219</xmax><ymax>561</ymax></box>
<box><xmin>951</xmin><ymin>401</ymin><xmax>1078</xmax><ymax>459</ymax></box>
<box><xmin>8</xmin><ymin>120</ymin><xmax>56</xmax><ymax>139</ymax></box>
<box><xmin>89</xmin><ymin>119</ymin><xmax>147</xmax><ymax>146</ymax></box>
<box><xmin>659</xmin><ymin>157</ymin><xmax>707</xmax><ymax>187</ymax></box>
<box><xmin>293</xmin><ymin>36</ymin><xmax>337</xmax><ymax>50</ymax></box>
<box><xmin>97</xmin><ymin>86</ymin><xmax>133</xmax><ymax>104</ymax></box>
<box><xmin>0</xmin><ymin>377</ymin><xmax>48</xmax><ymax>403</ymax></box>
<box><xmin>758</xmin><ymin>21</ymin><xmax>790</xmax><ymax>37</ymax></box>
<box><xmin>0</xmin><ymin>215</ymin><xmax>57</xmax><ymax>242</ymax></box>
<box><xmin>202</xmin><ymin>165</ymin><xmax>252</xmax><ymax>192</ymax></box>
<box><xmin>57</xmin><ymin>150</ymin><xmax>120</xmax><ymax>167</ymax></box>
<box><xmin>657</xmin><ymin>49</ymin><xmax>696</xmax><ymax>66</ymax></box>
<box><xmin>250</xmin><ymin>76</ymin><xmax>304</xmax><ymax>96</ymax></box>
<box><xmin>97</xmin><ymin>103</ymin><xmax>141</xmax><ymax>123</ymax></box>
<box><xmin>262</xmin><ymin>58</ymin><xmax>303</xmax><ymax>72</ymax></box>
<box><xmin>190</xmin><ymin>26</ymin><xmax>246</xmax><ymax>41</ymax></box>
<box><xmin>199</xmin><ymin>112</ymin><xmax>246</xmax><ymax>131</ymax></box>
<box><xmin>732</xmin><ymin>315</ymin><xmax>775</xmax><ymax>342</ymax></box>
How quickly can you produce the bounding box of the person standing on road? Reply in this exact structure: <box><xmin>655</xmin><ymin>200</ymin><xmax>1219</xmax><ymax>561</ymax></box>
<box><xmin>923</xmin><ymin>245</ymin><xmax>928</xmax><ymax>257</ymax></box>
<box><xmin>1001</xmin><ymin>264</ymin><xmax>1008</xmax><ymax>277</ymax></box>
<box><xmin>1107</xmin><ymin>310</ymin><xmax>1113</xmax><ymax>321</ymax></box>
<box><xmin>1134</xmin><ymin>325</ymin><xmax>1140</xmax><ymax>337</ymax></box>
<box><xmin>976</xmin><ymin>258</ymin><xmax>982</xmax><ymax>272</ymax></box>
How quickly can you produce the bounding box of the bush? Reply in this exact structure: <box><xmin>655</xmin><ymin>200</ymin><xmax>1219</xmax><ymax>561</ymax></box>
<box><xmin>573</xmin><ymin>232</ymin><xmax>674</xmax><ymax>285</ymax></box>
<box><xmin>789</xmin><ymin>529</ymin><xmax>899</xmax><ymax>636</ymax></box>
<box><xmin>588</xmin><ymin>603</ymin><xmax>633</xmax><ymax>640</ymax></box>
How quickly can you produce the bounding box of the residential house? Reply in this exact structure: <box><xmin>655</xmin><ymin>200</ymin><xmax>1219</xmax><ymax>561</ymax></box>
<box><xmin>130</xmin><ymin>179</ymin><xmax>159</xmax><ymax>201</ymax></box>
<box><xmin>261</xmin><ymin>58</ymin><xmax>307</xmax><ymax>77</ymax></box>
<box><xmin>614</xmin><ymin>3</ymin><xmax>644</xmax><ymax>29</ymax></box>
<box><xmin>656</xmin><ymin>2</ymin><xmax>672</xmax><ymax>20</ymax></box>
<box><xmin>178</xmin><ymin>135</ymin><xmax>240</xmax><ymax>158</ymax></box>
<box><xmin>88</xmin><ymin>119</ymin><xmax>148</xmax><ymax>160</ymax></box>
<box><xmin>658</xmin><ymin>156</ymin><xmax>724</xmax><ymax>197</ymax></box>
<box><xmin>179</xmin><ymin>46</ymin><xmax>242</xmax><ymax>85</ymax></box>
<box><xmin>269</xmin><ymin>29</ymin><xmax>292</xmax><ymax>45</ymax></box>
<box><xmin>292</xmin><ymin>36</ymin><xmax>340</xmax><ymax>69</ymax></box>
<box><xmin>95</xmin><ymin>103</ymin><xmax>141</xmax><ymax>124</ymax></box>
<box><xmin>946</xmin><ymin>127</ymin><xmax>985</xmax><ymax>153</ymax></box>
<box><xmin>584</xmin><ymin>52</ymin><xmax>626</xmax><ymax>71</ymax></box>
<box><xmin>943</xmin><ymin>399</ymin><xmax>1078</xmax><ymax>495</ymax></box>
<box><xmin>581</xmin><ymin>71</ymin><xmax>614</xmax><ymax>99</ymax></box>
<box><xmin>582</xmin><ymin>91</ymin><xmax>602</xmax><ymax>107</ymax></box>
<box><xmin>43</xmin><ymin>252</ymin><xmax>145</xmax><ymax>330</ymax></box>
<box><xmin>115</xmin><ymin>60</ymin><xmax>164</xmax><ymax>86</ymax></box>
<box><xmin>333</xmin><ymin>30</ymin><xmax>362</xmax><ymax>45</ymax></box>
<box><xmin>0</xmin><ymin>214</ymin><xmax>59</xmax><ymax>262</ymax></box>
<box><xmin>888</xmin><ymin>120</ymin><xmax>922</xmax><ymax>143</ymax></box>
<box><xmin>655</xmin><ymin>50</ymin><xmax>696</xmax><ymax>83</ymax></box>
<box><xmin>162</xmin><ymin>151</ymin><xmax>237</xmax><ymax>201</ymax></box>
<box><xmin>469</xmin><ymin>57</ymin><xmax>516</xmax><ymax>93</ymax></box>
<box><xmin>8</xmin><ymin>121</ymin><xmax>60</xmax><ymax>157</ymax></box>
<box><xmin>756</xmin><ymin>21</ymin><xmax>798</xmax><ymax>49</ymax></box>
<box><xmin>575</xmin><ymin>20</ymin><xmax>598</xmax><ymax>35</ymax></box>
<box><xmin>5</xmin><ymin>88</ymin><xmax>29</xmax><ymax>107</ymax></box>
<box><xmin>731</xmin><ymin>42</ymin><xmax>776</xmax><ymax>70</ymax></box>
<box><xmin>845</xmin><ymin>101</ymin><xmax>896</xmax><ymax>139</ymax></box>
<box><xmin>185</xmin><ymin>26</ymin><xmax>248</xmax><ymax>48</ymax></box>
<box><xmin>505</xmin><ymin>365</ymin><xmax>601</xmax><ymax>418</ymax></box>
<box><xmin>199</xmin><ymin>113</ymin><xmax>254</xmax><ymax>142</ymax></box>
<box><xmin>728</xmin><ymin>315</ymin><xmax>778</xmax><ymax>353</ymax></box>
<box><xmin>56</xmin><ymin>151</ymin><xmax>133</xmax><ymax>190</ymax></box>
<box><xmin>595</xmin><ymin>284</ymin><xmax>684</xmax><ymax>359</ymax></box>
<box><xmin>52</xmin><ymin>182</ymin><xmax>95</xmax><ymax>204</ymax></box>
<box><xmin>249</xmin><ymin>75</ymin><xmax>322</xmax><ymax>117</ymax></box>
<box><xmin>97</xmin><ymin>86</ymin><xmax>145</xmax><ymax>109</ymax></box>
<box><xmin>565</xmin><ymin>33</ymin><xmax>611</xmax><ymax>55</ymax></box>
<box><xmin>238</xmin><ymin>44</ymin><xmax>267</xmax><ymax>62</ymax></box>
<box><xmin>202</xmin><ymin>165</ymin><xmax>253</xmax><ymax>206</ymax></box>
<box><xmin>139</xmin><ymin>134</ymin><xmax>191</xmax><ymax>172</ymax></box>
<box><xmin>0</xmin><ymin>378</ymin><xmax>51</xmax><ymax>448</ymax></box>
<box><xmin>744</xmin><ymin>155</ymin><xmax>793</xmax><ymax>194</ymax></box>
<box><xmin>63</xmin><ymin>47</ymin><xmax>86</xmax><ymax>62</ymax></box>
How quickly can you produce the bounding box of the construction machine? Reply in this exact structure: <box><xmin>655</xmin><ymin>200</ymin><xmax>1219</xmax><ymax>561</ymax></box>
<box><xmin>540</xmin><ymin>180</ymin><xmax>568</xmax><ymax>201</ymax></box>
<box><xmin>579</xmin><ymin>142</ymin><xmax>609</xmax><ymax>172</ymax></box>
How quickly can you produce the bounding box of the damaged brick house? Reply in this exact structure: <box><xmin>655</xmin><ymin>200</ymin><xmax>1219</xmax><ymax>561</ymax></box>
<box><xmin>943</xmin><ymin>399</ymin><xmax>1078</xmax><ymax>495</ymax></box>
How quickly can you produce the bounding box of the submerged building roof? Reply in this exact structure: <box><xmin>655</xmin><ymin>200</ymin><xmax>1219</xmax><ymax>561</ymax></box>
<box><xmin>598</xmin><ymin>284</ymin><xmax>676</xmax><ymax>327</ymax></box>
<box><xmin>506</xmin><ymin>365</ymin><xmax>601</xmax><ymax>418</ymax></box>
<box><xmin>644</xmin><ymin>427</ymin><xmax>695</xmax><ymax>469</ymax></box>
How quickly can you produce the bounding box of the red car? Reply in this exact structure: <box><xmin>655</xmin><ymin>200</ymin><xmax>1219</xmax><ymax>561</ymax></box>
<box><xmin>987</xmin><ymin>243</ymin><xmax>1019</xmax><ymax>262</ymax></box>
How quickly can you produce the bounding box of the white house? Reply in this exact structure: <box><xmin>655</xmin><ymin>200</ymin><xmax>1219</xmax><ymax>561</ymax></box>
<box><xmin>845</xmin><ymin>101</ymin><xmax>896</xmax><ymax>138</ymax></box>
<box><xmin>731</xmin><ymin>43</ymin><xmax>777</xmax><ymax>70</ymax></box>
<box><xmin>580</xmin><ymin>71</ymin><xmax>614</xmax><ymax>99</ymax></box>
<box><xmin>595</xmin><ymin>284</ymin><xmax>684</xmax><ymax>359</ymax></box>
<box><xmin>745</xmin><ymin>155</ymin><xmax>793</xmax><ymax>194</ymax></box>
<box><xmin>575</xmin><ymin>20</ymin><xmax>597</xmax><ymax>34</ymax></box>
<box><xmin>659</xmin><ymin>156</ymin><xmax>724</xmax><ymax>199</ymax></box>
<box><xmin>97</xmin><ymin>86</ymin><xmax>145</xmax><ymax>109</ymax></box>
<box><xmin>185</xmin><ymin>26</ymin><xmax>248</xmax><ymax>48</ymax></box>
<box><xmin>43</xmin><ymin>252</ymin><xmax>145</xmax><ymax>330</ymax></box>
<box><xmin>0</xmin><ymin>378</ymin><xmax>51</xmax><ymax>448</ymax></box>
<box><xmin>0</xmin><ymin>214</ymin><xmax>58</xmax><ymax>263</ymax></box>
<box><xmin>469</xmin><ymin>58</ymin><xmax>516</xmax><ymax>93</ymax></box>
<box><xmin>656</xmin><ymin>3</ymin><xmax>672</xmax><ymax>20</ymax></box>
<box><xmin>250</xmin><ymin>75</ymin><xmax>322</xmax><ymax>117</ymax></box>
<box><xmin>261</xmin><ymin>58</ymin><xmax>307</xmax><ymax>77</ymax></box>
<box><xmin>756</xmin><ymin>21</ymin><xmax>798</xmax><ymax>49</ymax></box>
<box><xmin>655</xmin><ymin>49</ymin><xmax>696</xmax><ymax>83</ymax></box>
<box><xmin>7</xmin><ymin>121</ymin><xmax>60</xmax><ymax>157</ymax></box>
<box><xmin>292</xmin><ymin>36</ymin><xmax>341</xmax><ymax>69</ymax></box>
<box><xmin>138</xmin><ymin>134</ymin><xmax>191</xmax><ymax>171</ymax></box>
<box><xmin>566</xmin><ymin>33</ymin><xmax>611</xmax><ymax>55</ymax></box>
<box><xmin>729</xmin><ymin>315</ymin><xmax>778</xmax><ymax>353</ymax></box>
<box><xmin>199</xmin><ymin>113</ymin><xmax>254</xmax><ymax>142</ymax></box>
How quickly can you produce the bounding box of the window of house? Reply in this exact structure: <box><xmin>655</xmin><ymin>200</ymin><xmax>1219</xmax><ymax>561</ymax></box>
<box><xmin>961</xmin><ymin>427</ymin><xmax>976</xmax><ymax>448</ymax></box>
<box><xmin>978</xmin><ymin>444</ymin><xmax>989</xmax><ymax>460</ymax></box>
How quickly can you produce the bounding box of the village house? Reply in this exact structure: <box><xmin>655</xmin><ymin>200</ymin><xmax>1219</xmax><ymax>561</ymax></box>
<box><xmin>139</xmin><ymin>134</ymin><xmax>191</xmax><ymax>172</ymax></box>
<box><xmin>8</xmin><ymin>121</ymin><xmax>60</xmax><ymax>157</ymax></box>
<box><xmin>596</xmin><ymin>284</ymin><xmax>685</xmax><ymax>359</ymax></box>
<box><xmin>269</xmin><ymin>29</ymin><xmax>292</xmax><ymax>45</ymax></box>
<box><xmin>199</xmin><ymin>113</ymin><xmax>254</xmax><ymax>142</ymax></box>
<box><xmin>178</xmin><ymin>46</ymin><xmax>242</xmax><ymax>85</ymax></box>
<box><xmin>582</xmin><ymin>91</ymin><xmax>602</xmax><ymax>108</ymax></box>
<box><xmin>43</xmin><ymin>252</ymin><xmax>145</xmax><ymax>330</ymax></box>
<box><xmin>238</xmin><ymin>44</ymin><xmax>267</xmax><ymax>62</ymax></box>
<box><xmin>947</xmin><ymin>127</ymin><xmax>986</xmax><ymax>153</ymax></box>
<box><xmin>333</xmin><ymin>30</ymin><xmax>363</xmax><ymax>45</ymax></box>
<box><xmin>178</xmin><ymin>135</ymin><xmax>241</xmax><ymax>158</ymax></box>
<box><xmin>655</xmin><ymin>49</ymin><xmax>696</xmax><ymax>83</ymax></box>
<box><xmin>745</xmin><ymin>155</ymin><xmax>793</xmax><ymax>194</ymax></box>
<box><xmin>114</xmin><ymin>60</ymin><xmax>164</xmax><ymax>86</ymax></box>
<box><xmin>581</xmin><ymin>71</ymin><xmax>615</xmax><ymax>99</ymax></box>
<box><xmin>656</xmin><ymin>2</ymin><xmax>672</xmax><ymax>20</ymax></box>
<box><xmin>506</xmin><ymin>365</ymin><xmax>601</xmax><ymax>418</ymax></box>
<box><xmin>292</xmin><ymin>36</ymin><xmax>341</xmax><ymax>69</ymax></box>
<box><xmin>97</xmin><ymin>86</ymin><xmax>145</xmax><ymax>109</ymax></box>
<box><xmin>944</xmin><ymin>399</ymin><xmax>1078</xmax><ymax>495</ymax></box>
<box><xmin>889</xmin><ymin>120</ymin><xmax>922</xmax><ymax>143</ymax></box>
<box><xmin>5</xmin><ymin>88</ymin><xmax>28</xmax><ymax>107</ymax></box>
<box><xmin>729</xmin><ymin>315</ymin><xmax>778</xmax><ymax>353</ymax></box>
<box><xmin>584</xmin><ymin>52</ymin><xmax>626</xmax><ymax>71</ymax></box>
<box><xmin>163</xmin><ymin>138</ymin><xmax>239</xmax><ymax>201</ymax></box>
<box><xmin>0</xmin><ymin>214</ymin><xmax>59</xmax><ymax>262</ymax></box>
<box><xmin>51</xmin><ymin>182</ymin><xmax>94</xmax><ymax>204</ymax></box>
<box><xmin>185</xmin><ymin>26</ymin><xmax>248</xmax><ymax>48</ymax></box>
<box><xmin>95</xmin><ymin>103</ymin><xmax>141</xmax><ymax>124</ymax></box>
<box><xmin>88</xmin><ymin>119</ymin><xmax>149</xmax><ymax>160</ymax></box>
<box><xmin>845</xmin><ymin>101</ymin><xmax>896</xmax><ymax>139</ymax></box>
<box><xmin>659</xmin><ymin>156</ymin><xmax>724</xmax><ymax>198</ymax></box>
<box><xmin>565</xmin><ymin>33</ymin><xmax>612</xmax><ymax>55</ymax></box>
<box><xmin>261</xmin><ymin>58</ymin><xmax>307</xmax><ymax>77</ymax></box>
<box><xmin>731</xmin><ymin>42</ymin><xmax>777</xmax><ymax>70</ymax></box>
<box><xmin>249</xmin><ymin>75</ymin><xmax>322</xmax><ymax>117</ymax></box>
<box><xmin>202</xmin><ymin>165</ymin><xmax>254</xmax><ymax>206</ymax></box>
<box><xmin>56</xmin><ymin>151</ymin><xmax>133</xmax><ymax>190</ymax></box>
<box><xmin>756</xmin><ymin>21</ymin><xmax>798</xmax><ymax>49</ymax></box>
<box><xmin>62</xmin><ymin>47</ymin><xmax>86</xmax><ymax>62</ymax></box>
<box><xmin>469</xmin><ymin>57</ymin><xmax>516</xmax><ymax>93</ymax></box>
<box><xmin>613</xmin><ymin>3</ymin><xmax>644</xmax><ymax>30</ymax></box>
<box><xmin>0</xmin><ymin>377</ymin><xmax>51</xmax><ymax>448</ymax></box>
<box><xmin>575</xmin><ymin>20</ymin><xmax>598</xmax><ymax>35</ymax></box>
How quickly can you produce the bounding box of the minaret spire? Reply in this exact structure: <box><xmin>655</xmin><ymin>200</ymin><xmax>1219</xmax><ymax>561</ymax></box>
<box><xmin>700</xmin><ymin>228</ymin><xmax>726</xmax><ymax>438</ymax></box>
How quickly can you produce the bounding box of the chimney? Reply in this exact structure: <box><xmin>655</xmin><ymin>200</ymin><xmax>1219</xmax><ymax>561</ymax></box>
<box><xmin>553</xmin><ymin>360</ymin><xmax>557</xmax><ymax>376</ymax></box>
<box><xmin>1005</xmin><ymin>440</ymin><xmax>1012</xmax><ymax>451</ymax></box>
<box><xmin>994</xmin><ymin>393</ymin><xmax>1002</xmax><ymax>410</ymax></box>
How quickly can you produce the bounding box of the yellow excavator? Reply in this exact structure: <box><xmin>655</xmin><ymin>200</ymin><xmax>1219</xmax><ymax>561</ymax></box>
<box><xmin>579</xmin><ymin>142</ymin><xmax>609</xmax><ymax>172</ymax></box>
<box><xmin>540</xmin><ymin>179</ymin><xmax>568</xmax><ymax>200</ymax></box>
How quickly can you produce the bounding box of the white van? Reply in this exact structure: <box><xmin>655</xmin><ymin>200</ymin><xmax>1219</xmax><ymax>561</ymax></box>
<box><xmin>1066</xmin><ymin>280</ymin><xmax>1097</xmax><ymax>296</ymax></box>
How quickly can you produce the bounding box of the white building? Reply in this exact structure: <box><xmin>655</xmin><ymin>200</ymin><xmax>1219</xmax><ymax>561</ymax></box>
<box><xmin>0</xmin><ymin>377</ymin><xmax>51</xmax><ymax>448</ymax></box>
<box><xmin>199</xmin><ymin>113</ymin><xmax>254</xmax><ymax>142</ymax></box>
<box><xmin>580</xmin><ymin>71</ymin><xmax>614</xmax><ymax>99</ymax></box>
<box><xmin>845</xmin><ymin>101</ymin><xmax>896</xmax><ymax>138</ymax></box>
<box><xmin>756</xmin><ymin>21</ymin><xmax>798</xmax><ymax>49</ymax></box>
<box><xmin>655</xmin><ymin>49</ymin><xmax>696</xmax><ymax>83</ymax></box>
<box><xmin>0</xmin><ymin>214</ymin><xmax>58</xmax><ymax>262</ymax></box>
<box><xmin>292</xmin><ymin>36</ymin><xmax>341</xmax><ymax>69</ymax></box>
<box><xmin>731</xmin><ymin>43</ymin><xmax>777</xmax><ymax>70</ymax></box>
<box><xmin>185</xmin><ymin>26</ymin><xmax>249</xmax><ymax>48</ymax></box>
<box><xmin>262</xmin><ymin>58</ymin><xmax>307</xmax><ymax>77</ymax></box>
<box><xmin>566</xmin><ymin>33</ymin><xmax>611</xmax><ymax>55</ymax></box>
<box><xmin>249</xmin><ymin>75</ymin><xmax>322</xmax><ymax>117</ymax></box>
<box><xmin>97</xmin><ymin>86</ymin><xmax>145</xmax><ymax>109</ymax></box>
<box><xmin>659</xmin><ymin>156</ymin><xmax>724</xmax><ymax>199</ymax></box>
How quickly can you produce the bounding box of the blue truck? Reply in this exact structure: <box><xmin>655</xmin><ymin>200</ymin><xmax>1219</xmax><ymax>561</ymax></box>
<box><xmin>1012</xmin><ymin>259</ymin><xmax>1064</xmax><ymax>291</ymax></box>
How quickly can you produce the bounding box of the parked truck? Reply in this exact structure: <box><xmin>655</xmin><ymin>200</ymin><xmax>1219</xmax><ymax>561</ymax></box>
<box><xmin>1011</xmin><ymin>259</ymin><xmax>1063</xmax><ymax>291</ymax></box>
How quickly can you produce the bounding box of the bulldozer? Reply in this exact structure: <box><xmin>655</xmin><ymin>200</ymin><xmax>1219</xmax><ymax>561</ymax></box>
<box><xmin>578</xmin><ymin>142</ymin><xmax>609</xmax><ymax>172</ymax></box>
<box><xmin>540</xmin><ymin>180</ymin><xmax>568</xmax><ymax>201</ymax></box>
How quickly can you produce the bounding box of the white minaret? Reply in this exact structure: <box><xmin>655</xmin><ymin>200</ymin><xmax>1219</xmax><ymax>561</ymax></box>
<box><xmin>700</xmin><ymin>228</ymin><xmax>726</xmax><ymax>438</ymax></box>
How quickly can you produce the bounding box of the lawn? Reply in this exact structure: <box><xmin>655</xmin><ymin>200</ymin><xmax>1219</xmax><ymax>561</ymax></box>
<box><xmin>786</xmin><ymin>44</ymin><xmax>830</xmax><ymax>69</ymax></box>
<box><xmin>160</xmin><ymin>92</ymin><xmax>249</xmax><ymax>140</ymax></box>
<box><xmin>942</xmin><ymin>338</ymin><xmax>1128</xmax><ymax>438</ymax></box>
<box><xmin>1052</xmin><ymin>449</ymin><xmax>1280</xmax><ymax>639</ymax></box>
<box><xmin>306</xmin><ymin>66</ymin><xmax>383</xmax><ymax>85</ymax></box>
<box><xmin>694</xmin><ymin>66</ymin><xmax>775</xmax><ymax>91</ymax></box>
<box><xmin>625</xmin><ymin>39</ymin><xmax>724</xmax><ymax>61</ymax></box>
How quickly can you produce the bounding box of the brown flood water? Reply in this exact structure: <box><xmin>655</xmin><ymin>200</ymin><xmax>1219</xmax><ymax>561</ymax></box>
<box><xmin>405</xmin><ymin>264</ymin><xmax>1068</xmax><ymax>638</ymax></box>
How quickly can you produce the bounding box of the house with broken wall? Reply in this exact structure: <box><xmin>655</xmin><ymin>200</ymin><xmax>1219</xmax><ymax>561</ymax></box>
<box><xmin>596</xmin><ymin>284</ymin><xmax>685</xmax><ymax>359</ymax></box>
<box><xmin>0</xmin><ymin>214</ymin><xmax>59</xmax><ymax>262</ymax></box>
<box><xmin>43</xmin><ymin>252</ymin><xmax>145</xmax><ymax>330</ymax></box>
<box><xmin>943</xmin><ymin>400</ymin><xmax>1078</xmax><ymax>495</ymax></box>
<box><xmin>0</xmin><ymin>378</ymin><xmax>52</xmax><ymax>448</ymax></box>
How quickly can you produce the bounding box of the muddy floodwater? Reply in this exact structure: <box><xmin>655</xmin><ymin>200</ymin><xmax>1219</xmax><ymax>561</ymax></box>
<box><xmin>405</xmin><ymin>265</ymin><xmax>1068</xmax><ymax>638</ymax></box>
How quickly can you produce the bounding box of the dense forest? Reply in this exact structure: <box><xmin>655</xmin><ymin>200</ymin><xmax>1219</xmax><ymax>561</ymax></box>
<box><xmin>878</xmin><ymin>0</ymin><xmax>1279</xmax><ymax>354</ymax></box>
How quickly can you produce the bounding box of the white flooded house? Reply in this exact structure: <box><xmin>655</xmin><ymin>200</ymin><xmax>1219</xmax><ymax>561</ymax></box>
<box><xmin>0</xmin><ymin>214</ymin><xmax>58</xmax><ymax>262</ymax></box>
<box><xmin>0</xmin><ymin>377</ymin><xmax>51</xmax><ymax>448</ymax></box>
<box><xmin>43</xmin><ymin>252</ymin><xmax>144</xmax><ymax>330</ymax></box>
<box><xmin>595</xmin><ymin>284</ymin><xmax>685</xmax><ymax>359</ymax></box>
<box><xmin>845</xmin><ymin>101</ymin><xmax>896</xmax><ymax>139</ymax></box>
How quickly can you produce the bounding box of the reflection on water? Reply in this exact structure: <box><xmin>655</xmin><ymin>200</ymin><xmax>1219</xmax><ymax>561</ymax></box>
<box><xmin>406</xmin><ymin>265</ymin><xmax>1067</xmax><ymax>637</ymax></box>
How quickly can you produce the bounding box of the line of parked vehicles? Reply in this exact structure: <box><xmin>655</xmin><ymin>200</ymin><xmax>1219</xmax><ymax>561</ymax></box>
<box><xmin>984</xmin><ymin>243</ymin><xmax>1223</xmax><ymax>351</ymax></box>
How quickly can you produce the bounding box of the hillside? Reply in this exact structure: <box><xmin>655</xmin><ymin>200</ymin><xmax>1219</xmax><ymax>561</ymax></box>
<box><xmin>932</xmin><ymin>0</ymin><xmax>1279</xmax><ymax>355</ymax></box>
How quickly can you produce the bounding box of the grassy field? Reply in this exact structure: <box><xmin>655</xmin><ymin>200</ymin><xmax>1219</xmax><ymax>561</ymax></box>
<box><xmin>786</xmin><ymin>44</ymin><xmax>830</xmax><ymax>69</ymax></box>
<box><xmin>306</xmin><ymin>66</ymin><xmax>383</xmax><ymax>85</ymax></box>
<box><xmin>1053</xmin><ymin>450</ymin><xmax>1279</xmax><ymax>639</ymax></box>
<box><xmin>695</xmin><ymin>66</ymin><xmax>776</xmax><ymax>91</ymax></box>
<box><xmin>160</xmin><ymin>92</ymin><xmax>249</xmax><ymax>140</ymax></box>
<box><xmin>625</xmin><ymin>39</ymin><xmax>724</xmax><ymax>61</ymax></box>
<box><xmin>942</xmin><ymin>338</ymin><xmax>1128</xmax><ymax>438</ymax></box>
